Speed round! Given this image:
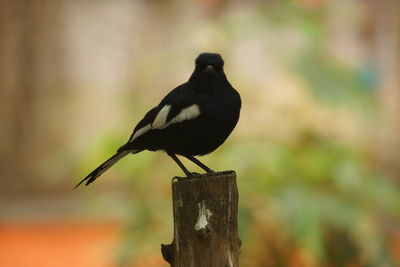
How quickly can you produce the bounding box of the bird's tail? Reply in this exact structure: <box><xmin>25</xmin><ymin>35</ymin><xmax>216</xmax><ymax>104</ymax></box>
<box><xmin>74</xmin><ymin>150</ymin><xmax>131</xmax><ymax>189</ymax></box>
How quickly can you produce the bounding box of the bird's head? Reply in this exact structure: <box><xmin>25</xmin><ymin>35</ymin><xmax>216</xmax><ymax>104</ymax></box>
<box><xmin>195</xmin><ymin>52</ymin><xmax>224</xmax><ymax>74</ymax></box>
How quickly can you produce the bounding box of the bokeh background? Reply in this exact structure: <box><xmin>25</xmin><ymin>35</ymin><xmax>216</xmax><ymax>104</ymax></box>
<box><xmin>1</xmin><ymin>0</ymin><xmax>400</xmax><ymax>266</ymax></box>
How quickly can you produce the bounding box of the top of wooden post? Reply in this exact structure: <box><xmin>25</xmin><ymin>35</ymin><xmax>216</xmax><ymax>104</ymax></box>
<box><xmin>172</xmin><ymin>170</ymin><xmax>236</xmax><ymax>183</ymax></box>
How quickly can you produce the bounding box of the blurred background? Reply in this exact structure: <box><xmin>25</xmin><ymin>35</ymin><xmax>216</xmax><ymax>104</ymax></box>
<box><xmin>1</xmin><ymin>0</ymin><xmax>400</xmax><ymax>266</ymax></box>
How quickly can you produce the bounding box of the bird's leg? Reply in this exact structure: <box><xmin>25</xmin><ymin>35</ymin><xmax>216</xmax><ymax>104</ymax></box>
<box><xmin>168</xmin><ymin>153</ymin><xmax>195</xmax><ymax>178</ymax></box>
<box><xmin>183</xmin><ymin>155</ymin><xmax>215</xmax><ymax>173</ymax></box>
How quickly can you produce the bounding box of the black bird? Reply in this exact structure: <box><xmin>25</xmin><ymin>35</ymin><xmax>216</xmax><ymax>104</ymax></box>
<box><xmin>75</xmin><ymin>52</ymin><xmax>241</xmax><ymax>188</ymax></box>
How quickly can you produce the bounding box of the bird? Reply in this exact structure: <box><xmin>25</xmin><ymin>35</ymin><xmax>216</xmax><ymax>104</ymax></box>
<box><xmin>75</xmin><ymin>52</ymin><xmax>241</xmax><ymax>188</ymax></box>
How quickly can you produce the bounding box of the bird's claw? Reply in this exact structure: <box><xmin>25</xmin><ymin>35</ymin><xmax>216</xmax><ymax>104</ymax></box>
<box><xmin>206</xmin><ymin>169</ymin><xmax>216</xmax><ymax>175</ymax></box>
<box><xmin>187</xmin><ymin>172</ymin><xmax>202</xmax><ymax>178</ymax></box>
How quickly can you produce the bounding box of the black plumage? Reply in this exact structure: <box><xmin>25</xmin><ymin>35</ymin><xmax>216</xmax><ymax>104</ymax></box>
<box><xmin>75</xmin><ymin>52</ymin><xmax>241</xmax><ymax>188</ymax></box>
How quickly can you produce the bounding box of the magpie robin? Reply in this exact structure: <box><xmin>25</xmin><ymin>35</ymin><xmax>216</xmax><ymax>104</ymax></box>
<box><xmin>75</xmin><ymin>52</ymin><xmax>241</xmax><ymax>188</ymax></box>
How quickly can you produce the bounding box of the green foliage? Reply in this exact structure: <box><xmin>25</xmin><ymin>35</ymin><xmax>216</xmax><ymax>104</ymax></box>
<box><xmin>227</xmin><ymin>133</ymin><xmax>400</xmax><ymax>265</ymax></box>
<box><xmin>295</xmin><ymin>51</ymin><xmax>376</xmax><ymax>107</ymax></box>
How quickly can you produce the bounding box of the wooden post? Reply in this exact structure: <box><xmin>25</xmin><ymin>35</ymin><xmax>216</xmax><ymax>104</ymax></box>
<box><xmin>161</xmin><ymin>171</ymin><xmax>240</xmax><ymax>267</ymax></box>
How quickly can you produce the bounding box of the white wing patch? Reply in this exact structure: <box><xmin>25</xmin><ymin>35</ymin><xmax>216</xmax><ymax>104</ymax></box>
<box><xmin>129</xmin><ymin>104</ymin><xmax>201</xmax><ymax>142</ymax></box>
<box><xmin>152</xmin><ymin>105</ymin><xmax>171</xmax><ymax>129</ymax></box>
<box><xmin>129</xmin><ymin>124</ymin><xmax>151</xmax><ymax>142</ymax></box>
<box><xmin>152</xmin><ymin>104</ymin><xmax>201</xmax><ymax>130</ymax></box>
<box><xmin>166</xmin><ymin>104</ymin><xmax>201</xmax><ymax>128</ymax></box>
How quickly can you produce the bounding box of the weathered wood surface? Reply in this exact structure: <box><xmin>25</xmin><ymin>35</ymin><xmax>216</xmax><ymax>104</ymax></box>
<box><xmin>161</xmin><ymin>171</ymin><xmax>240</xmax><ymax>267</ymax></box>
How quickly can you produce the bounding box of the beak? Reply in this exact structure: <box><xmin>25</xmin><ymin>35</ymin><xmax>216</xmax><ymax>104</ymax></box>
<box><xmin>203</xmin><ymin>65</ymin><xmax>216</xmax><ymax>73</ymax></box>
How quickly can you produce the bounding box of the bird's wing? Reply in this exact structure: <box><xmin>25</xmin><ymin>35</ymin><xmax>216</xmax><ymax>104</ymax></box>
<box><xmin>118</xmin><ymin>84</ymin><xmax>200</xmax><ymax>151</ymax></box>
<box><xmin>118</xmin><ymin>84</ymin><xmax>202</xmax><ymax>151</ymax></box>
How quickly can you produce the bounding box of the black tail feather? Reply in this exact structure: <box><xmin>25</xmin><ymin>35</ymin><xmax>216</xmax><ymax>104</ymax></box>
<box><xmin>74</xmin><ymin>150</ymin><xmax>130</xmax><ymax>189</ymax></box>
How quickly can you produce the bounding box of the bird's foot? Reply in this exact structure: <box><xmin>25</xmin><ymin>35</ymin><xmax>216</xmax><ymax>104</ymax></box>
<box><xmin>174</xmin><ymin>170</ymin><xmax>236</xmax><ymax>181</ymax></box>
<box><xmin>187</xmin><ymin>170</ymin><xmax>218</xmax><ymax>178</ymax></box>
<box><xmin>187</xmin><ymin>172</ymin><xmax>202</xmax><ymax>178</ymax></box>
